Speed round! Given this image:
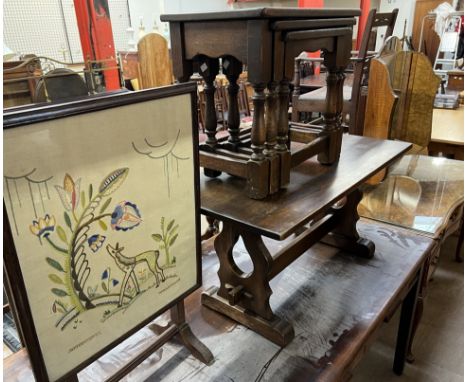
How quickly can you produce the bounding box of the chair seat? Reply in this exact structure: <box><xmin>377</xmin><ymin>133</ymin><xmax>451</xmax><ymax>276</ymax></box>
<box><xmin>295</xmin><ymin>84</ymin><xmax>353</xmax><ymax>113</ymax></box>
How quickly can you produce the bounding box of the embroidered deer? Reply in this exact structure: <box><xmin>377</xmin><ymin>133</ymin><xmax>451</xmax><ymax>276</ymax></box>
<box><xmin>106</xmin><ymin>242</ymin><xmax>166</xmax><ymax>307</ymax></box>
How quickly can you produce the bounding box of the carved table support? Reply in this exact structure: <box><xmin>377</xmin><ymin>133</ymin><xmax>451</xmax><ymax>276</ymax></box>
<box><xmin>247</xmin><ymin>83</ymin><xmax>269</xmax><ymax>199</ymax></box>
<box><xmin>222</xmin><ymin>56</ymin><xmax>243</xmax><ymax>150</ymax></box>
<box><xmin>321</xmin><ymin>188</ymin><xmax>375</xmax><ymax>258</ymax></box>
<box><xmin>198</xmin><ymin>56</ymin><xmax>222</xmax><ymax>178</ymax></box>
<box><xmin>202</xmin><ymin>221</ymin><xmax>295</xmax><ymax>346</ymax></box>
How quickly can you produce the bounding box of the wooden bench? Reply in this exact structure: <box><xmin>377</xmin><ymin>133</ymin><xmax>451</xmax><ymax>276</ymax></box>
<box><xmin>3</xmin><ymin>218</ymin><xmax>434</xmax><ymax>381</ymax></box>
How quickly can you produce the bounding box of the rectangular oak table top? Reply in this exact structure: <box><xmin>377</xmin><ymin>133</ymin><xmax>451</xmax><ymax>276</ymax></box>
<box><xmin>201</xmin><ymin>134</ymin><xmax>411</xmax><ymax>240</ymax></box>
<box><xmin>3</xmin><ymin>219</ymin><xmax>434</xmax><ymax>382</ymax></box>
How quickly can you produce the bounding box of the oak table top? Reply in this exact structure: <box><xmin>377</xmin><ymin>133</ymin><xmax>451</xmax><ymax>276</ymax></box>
<box><xmin>3</xmin><ymin>219</ymin><xmax>434</xmax><ymax>382</ymax></box>
<box><xmin>359</xmin><ymin>155</ymin><xmax>464</xmax><ymax>239</ymax></box>
<box><xmin>201</xmin><ymin>134</ymin><xmax>411</xmax><ymax>240</ymax></box>
<box><xmin>431</xmin><ymin>105</ymin><xmax>464</xmax><ymax>146</ymax></box>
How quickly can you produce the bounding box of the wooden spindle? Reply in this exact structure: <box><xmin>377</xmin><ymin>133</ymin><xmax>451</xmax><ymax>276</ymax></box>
<box><xmin>222</xmin><ymin>56</ymin><xmax>243</xmax><ymax>149</ymax></box>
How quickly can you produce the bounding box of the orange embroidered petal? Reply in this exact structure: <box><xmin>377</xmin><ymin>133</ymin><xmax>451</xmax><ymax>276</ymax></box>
<box><xmin>63</xmin><ymin>174</ymin><xmax>75</xmax><ymax>193</ymax></box>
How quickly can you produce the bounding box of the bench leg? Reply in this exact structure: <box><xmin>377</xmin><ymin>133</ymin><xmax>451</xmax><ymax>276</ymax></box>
<box><xmin>393</xmin><ymin>270</ymin><xmax>422</xmax><ymax>375</ymax></box>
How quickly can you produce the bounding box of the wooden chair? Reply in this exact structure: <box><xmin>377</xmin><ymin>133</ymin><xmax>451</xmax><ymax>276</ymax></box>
<box><xmin>291</xmin><ymin>9</ymin><xmax>398</xmax><ymax>135</ymax></box>
<box><xmin>137</xmin><ymin>33</ymin><xmax>173</xmax><ymax>89</ymax></box>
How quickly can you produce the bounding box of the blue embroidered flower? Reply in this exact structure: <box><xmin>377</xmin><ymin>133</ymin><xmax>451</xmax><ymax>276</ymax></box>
<box><xmin>87</xmin><ymin>234</ymin><xmax>106</xmax><ymax>252</ymax></box>
<box><xmin>111</xmin><ymin>201</ymin><xmax>142</xmax><ymax>231</ymax></box>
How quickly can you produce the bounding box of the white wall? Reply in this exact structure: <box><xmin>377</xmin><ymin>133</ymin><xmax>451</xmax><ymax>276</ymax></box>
<box><xmin>376</xmin><ymin>0</ymin><xmax>416</xmax><ymax>49</ymax></box>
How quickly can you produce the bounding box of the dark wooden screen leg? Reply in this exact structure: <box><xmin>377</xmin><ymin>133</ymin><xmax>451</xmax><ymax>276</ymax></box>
<box><xmin>63</xmin><ymin>375</ymin><xmax>79</xmax><ymax>381</ymax></box>
<box><xmin>321</xmin><ymin>188</ymin><xmax>375</xmax><ymax>258</ymax></box>
<box><xmin>202</xmin><ymin>221</ymin><xmax>294</xmax><ymax>346</ymax></box>
<box><xmin>247</xmin><ymin>83</ymin><xmax>269</xmax><ymax>199</ymax></box>
<box><xmin>393</xmin><ymin>271</ymin><xmax>422</xmax><ymax>375</ymax></box>
<box><xmin>275</xmin><ymin>79</ymin><xmax>291</xmax><ymax>187</ymax></box>
<box><xmin>264</xmin><ymin>81</ymin><xmax>280</xmax><ymax>194</ymax></box>
<box><xmin>198</xmin><ymin>56</ymin><xmax>221</xmax><ymax>178</ymax></box>
<box><xmin>222</xmin><ymin>56</ymin><xmax>243</xmax><ymax>150</ymax></box>
<box><xmin>170</xmin><ymin>300</ymin><xmax>214</xmax><ymax>365</ymax></box>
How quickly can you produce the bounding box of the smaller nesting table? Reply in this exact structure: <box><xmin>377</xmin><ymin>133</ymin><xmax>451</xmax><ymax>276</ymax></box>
<box><xmin>162</xmin><ymin>8</ymin><xmax>359</xmax><ymax>199</ymax></box>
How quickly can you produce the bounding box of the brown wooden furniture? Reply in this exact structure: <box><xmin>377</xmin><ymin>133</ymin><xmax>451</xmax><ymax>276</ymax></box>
<box><xmin>429</xmin><ymin>105</ymin><xmax>464</xmax><ymax>160</ymax></box>
<box><xmin>291</xmin><ymin>9</ymin><xmax>398</xmax><ymax>135</ymax></box>
<box><xmin>199</xmin><ymin>134</ymin><xmax>410</xmax><ymax>346</ymax></box>
<box><xmin>138</xmin><ymin>33</ymin><xmax>173</xmax><ymax>89</ymax></box>
<box><xmin>162</xmin><ymin>8</ymin><xmax>361</xmax><ymax>199</ymax></box>
<box><xmin>3</xmin><ymin>218</ymin><xmax>435</xmax><ymax>380</ymax></box>
<box><xmin>3</xmin><ymin>58</ymin><xmax>42</xmax><ymax>108</ymax></box>
<box><xmin>359</xmin><ymin>154</ymin><xmax>464</xmax><ymax>361</ymax></box>
<box><xmin>447</xmin><ymin>69</ymin><xmax>464</xmax><ymax>91</ymax></box>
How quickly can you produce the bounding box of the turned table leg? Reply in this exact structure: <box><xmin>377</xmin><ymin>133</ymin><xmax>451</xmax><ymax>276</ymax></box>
<box><xmin>222</xmin><ymin>56</ymin><xmax>243</xmax><ymax>151</ymax></box>
<box><xmin>247</xmin><ymin>83</ymin><xmax>269</xmax><ymax>199</ymax></box>
<box><xmin>275</xmin><ymin>79</ymin><xmax>291</xmax><ymax>187</ymax></box>
<box><xmin>198</xmin><ymin>56</ymin><xmax>221</xmax><ymax>178</ymax></box>
<box><xmin>264</xmin><ymin>81</ymin><xmax>280</xmax><ymax>193</ymax></box>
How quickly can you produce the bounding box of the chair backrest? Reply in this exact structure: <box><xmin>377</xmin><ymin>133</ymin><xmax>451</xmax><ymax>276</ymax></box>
<box><xmin>351</xmin><ymin>9</ymin><xmax>399</xmax><ymax>119</ymax></box>
<box><xmin>137</xmin><ymin>33</ymin><xmax>173</xmax><ymax>89</ymax></box>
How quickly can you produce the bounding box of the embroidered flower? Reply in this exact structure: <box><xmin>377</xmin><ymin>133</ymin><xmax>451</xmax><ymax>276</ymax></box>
<box><xmin>55</xmin><ymin>174</ymin><xmax>81</xmax><ymax>211</ymax></box>
<box><xmin>30</xmin><ymin>214</ymin><xmax>56</xmax><ymax>237</ymax></box>
<box><xmin>111</xmin><ymin>201</ymin><xmax>142</xmax><ymax>231</ymax></box>
<box><xmin>87</xmin><ymin>234</ymin><xmax>106</xmax><ymax>252</ymax></box>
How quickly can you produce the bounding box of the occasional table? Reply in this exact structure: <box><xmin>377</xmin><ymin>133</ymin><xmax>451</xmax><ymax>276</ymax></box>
<box><xmin>162</xmin><ymin>8</ymin><xmax>359</xmax><ymax>198</ymax></box>
<box><xmin>199</xmin><ymin>134</ymin><xmax>411</xmax><ymax>346</ymax></box>
<box><xmin>359</xmin><ymin>154</ymin><xmax>464</xmax><ymax>360</ymax></box>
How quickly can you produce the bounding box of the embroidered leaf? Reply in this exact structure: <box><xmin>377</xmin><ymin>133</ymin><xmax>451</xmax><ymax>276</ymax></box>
<box><xmin>152</xmin><ymin>234</ymin><xmax>163</xmax><ymax>242</ymax></box>
<box><xmin>168</xmin><ymin>224</ymin><xmax>179</xmax><ymax>238</ymax></box>
<box><xmin>112</xmin><ymin>279</ymin><xmax>119</xmax><ymax>287</ymax></box>
<box><xmin>48</xmin><ymin>274</ymin><xmax>64</xmax><ymax>284</ymax></box>
<box><xmin>160</xmin><ymin>217</ymin><xmax>165</xmax><ymax>233</ymax></box>
<box><xmin>55</xmin><ymin>300</ymin><xmax>68</xmax><ymax>312</ymax></box>
<box><xmin>102</xmin><ymin>269</ymin><xmax>109</xmax><ymax>280</ymax></box>
<box><xmin>98</xmin><ymin>168</ymin><xmax>129</xmax><ymax>196</ymax></box>
<box><xmin>99</xmin><ymin>197</ymin><xmax>112</xmax><ymax>214</ymax></box>
<box><xmin>101</xmin><ymin>282</ymin><xmax>108</xmax><ymax>293</ymax></box>
<box><xmin>64</xmin><ymin>212</ymin><xmax>72</xmax><ymax>231</ymax></box>
<box><xmin>166</xmin><ymin>219</ymin><xmax>175</xmax><ymax>233</ymax></box>
<box><xmin>88</xmin><ymin>184</ymin><xmax>93</xmax><ymax>200</ymax></box>
<box><xmin>56</xmin><ymin>226</ymin><xmax>67</xmax><ymax>243</ymax></box>
<box><xmin>55</xmin><ymin>185</ymin><xmax>72</xmax><ymax>211</ymax></box>
<box><xmin>80</xmin><ymin>190</ymin><xmax>86</xmax><ymax>209</ymax></box>
<box><xmin>99</xmin><ymin>220</ymin><xmax>108</xmax><ymax>231</ymax></box>
<box><xmin>46</xmin><ymin>257</ymin><xmax>65</xmax><ymax>273</ymax></box>
<box><xmin>51</xmin><ymin>288</ymin><xmax>68</xmax><ymax>297</ymax></box>
<box><xmin>169</xmin><ymin>233</ymin><xmax>179</xmax><ymax>247</ymax></box>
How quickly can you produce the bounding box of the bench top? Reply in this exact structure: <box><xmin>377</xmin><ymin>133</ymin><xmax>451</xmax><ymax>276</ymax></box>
<box><xmin>201</xmin><ymin>134</ymin><xmax>411</xmax><ymax>240</ymax></box>
<box><xmin>4</xmin><ymin>219</ymin><xmax>434</xmax><ymax>381</ymax></box>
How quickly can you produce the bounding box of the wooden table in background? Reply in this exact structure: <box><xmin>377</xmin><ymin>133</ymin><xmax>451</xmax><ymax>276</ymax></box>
<box><xmin>429</xmin><ymin>105</ymin><xmax>464</xmax><ymax>160</ymax></box>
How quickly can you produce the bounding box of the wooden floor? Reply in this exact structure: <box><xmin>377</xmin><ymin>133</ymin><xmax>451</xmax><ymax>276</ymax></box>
<box><xmin>352</xmin><ymin>235</ymin><xmax>464</xmax><ymax>382</ymax></box>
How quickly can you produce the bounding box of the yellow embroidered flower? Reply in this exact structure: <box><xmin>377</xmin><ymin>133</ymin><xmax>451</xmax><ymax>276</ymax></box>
<box><xmin>30</xmin><ymin>214</ymin><xmax>56</xmax><ymax>237</ymax></box>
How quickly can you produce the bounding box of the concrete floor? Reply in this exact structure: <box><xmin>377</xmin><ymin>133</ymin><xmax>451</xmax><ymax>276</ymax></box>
<box><xmin>353</xmin><ymin>235</ymin><xmax>464</xmax><ymax>382</ymax></box>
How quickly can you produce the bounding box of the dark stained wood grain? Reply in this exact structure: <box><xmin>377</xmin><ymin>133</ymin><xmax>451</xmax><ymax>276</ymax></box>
<box><xmin>3</xmin><ymin>219</ymin><xmax>435</xmax><ymax>382</ymax></box>
<box><xmin>201</xmin><ymin>134</ymin><xmax>411</xmax><ymax>240</ymax></box>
